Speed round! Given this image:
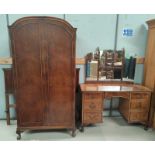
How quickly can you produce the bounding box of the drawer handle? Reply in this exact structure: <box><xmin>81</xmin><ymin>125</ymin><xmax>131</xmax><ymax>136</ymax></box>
<box><xmin>88</xmin><ymin>115</ymin><xmax>96</xmax><ymax>120</ymax></box>
<box><xmin>89</xmin><ymin>103</ymin><xmax>96</xmax><ymax>109</ymax></box>
<box><xmin>137</xmin><ymin>101</ymin><xmax>141</xmax><ymax>108</ymax></box>
<box><xmin>91</xmin><ymin>96</ymin><xmax>95</xmax><ymax>99</ymax></box>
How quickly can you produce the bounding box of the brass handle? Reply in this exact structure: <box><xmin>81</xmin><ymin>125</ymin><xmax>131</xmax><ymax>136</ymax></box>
<box><xmin>88</xmin><ymin>115</ymin><xmax>96</xmax><ymax>120</ymax></box>
<box><xmin>89</xmin><ymin>102</ymin><xmax>96</xmax><ymax>109</ymax></box>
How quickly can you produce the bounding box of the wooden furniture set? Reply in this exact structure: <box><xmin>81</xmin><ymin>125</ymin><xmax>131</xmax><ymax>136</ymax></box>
<box><xmin>1</xmin><ymin>16</ymin><xmax>153</xmax><ymax>140</ymax></box>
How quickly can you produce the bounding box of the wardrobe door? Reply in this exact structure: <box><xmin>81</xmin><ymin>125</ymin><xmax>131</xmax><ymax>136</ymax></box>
<box><xmin>10</xmin><ymin>21</ymin><xmax>45</xmax><ymax>127</ymax></box>
<box><xmin>40</xmin><ymin>22</ymin><xmax>76</xmax><ymax>127</ymax></box>
<box><xmin>144</xmin><ymin>28</ymin><xmax>155</xmax><ymax>89</ymax></box>
<box><xmin>144</xmin><ymin>20</ymin><xmax>155</xmax><ymax>127</ymax></box>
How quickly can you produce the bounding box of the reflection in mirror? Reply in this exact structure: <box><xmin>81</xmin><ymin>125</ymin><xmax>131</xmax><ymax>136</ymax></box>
<box><xmin>85</xmin><ymin>48</ymin><xmax>136</xmax><ymax>82</ymax></box>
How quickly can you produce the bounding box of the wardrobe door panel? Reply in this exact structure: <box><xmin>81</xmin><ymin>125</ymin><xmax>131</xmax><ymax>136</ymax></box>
<box><xmin>40</xmin><ymin>23</ymin><xmax>75</xmax><ymax>126</ymax></box>
<box><xmin>11</xmin><ymin>23</ymin><xmax>45</xmax><ymax>126</ymax></box>
<box><xmin>10</xmin><ymin>17</ymin><xmax>76</xmax><ymax>135</ymax></box>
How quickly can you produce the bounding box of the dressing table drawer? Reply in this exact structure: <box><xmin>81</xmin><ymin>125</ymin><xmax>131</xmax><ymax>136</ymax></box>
<box><xmin>105</xmin><ymin>92</ymin><xmax>129</xmax><ymax>99</ymax></box>
<box><xmin>83</xmin><ymin>112</ymin><xmax>102</xmax><ymax>124</ymax></box>
<box><xmin>83</xmin><ymin>101</ymin><xmax>102</xmax><ymax>112</ymax></box>
<box><xmin>131</xmin><ymin>93</ymin><xmax>150</xmax><ymax>100</ymax></box>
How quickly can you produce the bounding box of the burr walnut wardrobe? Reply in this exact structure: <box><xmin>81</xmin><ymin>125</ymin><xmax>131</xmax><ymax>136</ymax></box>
<box><xmin>9</xmin><ymin>16</ymin><xmax>76</xmax><ymax>139</ymax></box>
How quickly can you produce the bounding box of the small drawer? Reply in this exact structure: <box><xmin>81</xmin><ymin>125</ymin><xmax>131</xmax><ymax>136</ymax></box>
<box><xmin>105</xmin><ymin>92</ymin><xmax>129</xmax><ymax>99</ymax></box>
<box><xmin>130</xmin><ymin>100</ymin><xmax>149</xmax><ymax>110</ymax></box>
<box><xmin>129</xmin><ymin>112</ymin><xmax>148</xmax><ymax>122</ymax></box>
<box><xmin>83</xmin><ymin>101</ymin><xmax>102</xmax><ymax>112</ymax></box>
<box><xmin>131</xmin><ymin>93</ymin><xmax>150</xmax><ymax>100</ymax></box>
<box><xmin>83</xmin><ymin>93</ymin><xmax>102</xmax><ymax>102</ymax></box>
<box><xmin>83</xmin><ymin>112</ymin><xmax>102</xmax><ymax>124</ymax></box>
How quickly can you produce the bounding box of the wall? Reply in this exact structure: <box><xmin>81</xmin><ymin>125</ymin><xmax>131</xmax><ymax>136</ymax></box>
<box><xmin>66</xmin><ymin>14</ymin><xmax>116</xmax><ymax>83</ymax></box>
<box><xmin>117</xmin><ymin>14</ymin><xmax>155</xmax><ymax>83</ymax></box>
<box><xmin>0</xmin><ymin>14</ymin><xmax>11</xmax><ymax>119</ymax></box>
<box><xmin>0</xmin><ymin>14</ymin><xmax>155</xmax><ymax>119</ymax></box>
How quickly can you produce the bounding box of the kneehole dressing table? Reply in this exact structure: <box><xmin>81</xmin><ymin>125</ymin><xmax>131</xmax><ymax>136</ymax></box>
<box><xmin>80</xmin><ymin>83</ymin><xmax>151</xmax><ymax>131</ymax></box>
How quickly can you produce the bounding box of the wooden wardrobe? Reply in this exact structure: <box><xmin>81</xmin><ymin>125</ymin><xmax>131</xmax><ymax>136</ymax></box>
<box><xmin>9</xmin><ymin>16</ymin><xmax>76</xmax><ymax>139</ymax></box>
<box><xmin>144</xmin><ymin>19</ymin><xmax>155</xmax><ymax>128</ymax></box>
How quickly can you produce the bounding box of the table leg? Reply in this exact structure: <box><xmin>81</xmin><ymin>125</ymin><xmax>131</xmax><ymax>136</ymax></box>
<box><xmin>5</xmin><ymin>93</ymin><xmax>10</xmax><ymax>125</ymax></box>
<box><xmin>109</xmin><ymin>98</ymin><xmax>113</xmax><ymax>117</ymax></box>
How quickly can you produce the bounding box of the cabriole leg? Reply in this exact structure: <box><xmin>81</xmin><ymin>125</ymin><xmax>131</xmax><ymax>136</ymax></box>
<box><xmin>79</xmin><ymin>125</ymin><xmax>84</xmax><ymax>132</ymax></box>
<box><xmin>71</xmin><ymin>128</ymin><xmax>76</xmax><ymax>137</ymax></box>
<box><xmin>16</xmin><ymin>130</ymin><xmax>21</xmax><ymax>140</ymax></box>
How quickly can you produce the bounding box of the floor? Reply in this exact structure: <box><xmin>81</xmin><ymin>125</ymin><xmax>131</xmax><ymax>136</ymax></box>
<box><xmin>0</xmin><ymin>117</ymin><xmax>155</xmax><ymax>141</ymax></box>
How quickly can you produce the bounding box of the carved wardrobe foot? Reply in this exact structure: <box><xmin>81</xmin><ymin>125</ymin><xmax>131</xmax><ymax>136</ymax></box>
<box><xmin>79</xmin><ymin>125</ymin><xmax>84</xmax><ymax>132</ymax></box>
<box><xmin>16</xmin><ymin>130</ymin><xmax>21</xmax><ymax>140</ymax></box>
<box><xmin>71</xmin><ymin>129</ymin><xmax>76</xmax><ymax>137</ymax></box>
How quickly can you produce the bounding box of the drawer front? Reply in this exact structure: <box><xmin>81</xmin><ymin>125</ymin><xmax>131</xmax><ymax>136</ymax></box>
<box><xmin>130</xmin><ymin>99</ymin><xmax>149</xmax><ymax>110</ymax></box>
<box><xmin>83</xmin><ymin>93</ymin><xmax>102</xmax><ymax>102</ymax></box>
<box><xmin>83</xmin><ymin>101</ymin><xmax>102</xmax><ymax>112</ymax></box>
<box><xmin>131</xmin><ymin>93</ymin><xmax>150</xmax><ymax>100</ymax></box>
<box><xmin>83</xmin><ymin>112</ymin><xmax>102</xmax><ymax>124</ymax></box>
<box><xmin>105</xmin><ymin>92</ymin><xmax>129</xmax><ymax>99</ymax></box>
<box><xmin>129</xmin><ymin>112</ymin><xmax>148</xmax><ymax>122</ymax></box>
